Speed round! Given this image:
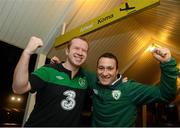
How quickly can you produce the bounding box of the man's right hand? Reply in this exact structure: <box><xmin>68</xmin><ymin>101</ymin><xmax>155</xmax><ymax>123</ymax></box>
<box><xmin>12</xmin><ymin>36</ymin><xmax>43</xmax><ymax>94</ymax></box>
<box><xmin>24</xmin><ymin>36</ymin><xmax>43</xmax><ymax>55</ymax></box>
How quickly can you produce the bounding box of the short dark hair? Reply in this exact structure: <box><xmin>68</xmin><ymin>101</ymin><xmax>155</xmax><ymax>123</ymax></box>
<box><xmin>97</xmin><ymin>52</ymin><xmax>118</xmax><ymax>69</ymax></box>
<box><xmin>67</xmin><ymin>36</ymin><xmax>88</xmax><ymax>49</ymax></box>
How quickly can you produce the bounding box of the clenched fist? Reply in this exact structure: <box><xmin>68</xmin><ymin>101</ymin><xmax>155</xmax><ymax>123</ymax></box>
<box><xmin>151</xmin><ymin>47</ymin><xmax>171</xmax><ymax>63</ymax></box>
<box><xmin>24</xmin><ymin>36</ymin><xmax>43</xmax><ymax>55</ymax></box>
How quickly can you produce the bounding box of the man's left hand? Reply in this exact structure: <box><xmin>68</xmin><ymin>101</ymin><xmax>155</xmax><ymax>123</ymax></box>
<box><xmin>151</xmin><ymin>47</ymin><xmax>171</xmax><ymax>63</ymax></box>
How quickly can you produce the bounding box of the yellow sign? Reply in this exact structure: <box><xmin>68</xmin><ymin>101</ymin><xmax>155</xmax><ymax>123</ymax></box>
<box><xmin>54</xmin><ymin>0</ymin><xmax>160</xmax><ymax>47</ymax></box>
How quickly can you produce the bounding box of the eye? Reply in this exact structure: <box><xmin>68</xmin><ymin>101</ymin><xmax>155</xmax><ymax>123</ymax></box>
<box><xmin>98</xmin><ymin>66</ymin><xmax>104</xmax><ymax>70</ymax></box>
<box><xmin>74</xmin><ymin>47</ymin><xmax>80</xmax><ymax>50</ymax></box>
<box><xmin>107</xmin><ymin>67</ymin><xmax>114</xmax><ymax>70</ymax></box>
<box><xmin>82</xmin><ymin>48</ymin><xmax>88</xmax><ymax>53</ymax></box>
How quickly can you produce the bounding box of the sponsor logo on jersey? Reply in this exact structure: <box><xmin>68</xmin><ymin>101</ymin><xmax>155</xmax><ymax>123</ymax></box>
<box><xmin>61</xmin><ymin>90</ymin><xmax>76</xmax><ymax>110</ymax></box>
<box><xmin>112</xmin><ymin>90</ymin><xmax>121</xmax><ymax>100</ymax></box>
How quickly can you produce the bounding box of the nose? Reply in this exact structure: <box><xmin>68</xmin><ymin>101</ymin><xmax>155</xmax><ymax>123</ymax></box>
<box><xmin>101</xmin><ymin>69</ymin><xmax>108</xmax><ymax>76</ymax></box>
<box><xmin>77</xmin><ymin>49</ymin><xmax>83</xmax><ymax>55</ymax></box>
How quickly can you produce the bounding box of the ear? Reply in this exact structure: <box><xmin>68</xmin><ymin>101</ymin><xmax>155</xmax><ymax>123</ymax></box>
<box><xmin>116</xmin><ymin>69</ymin><xmax>119</xmax><ymax>76</ymax></box>
<box><xmin>65</xmin><ymin>48</ymin><xmax>69</xmax><ymax>56</ymax></box>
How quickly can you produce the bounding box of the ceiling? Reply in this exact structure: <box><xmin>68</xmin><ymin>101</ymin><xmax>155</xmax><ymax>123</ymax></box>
<box><xmin>0</xmin><ymin>0</ymin><xmax>180</xmax><ymax>86</ymax></box>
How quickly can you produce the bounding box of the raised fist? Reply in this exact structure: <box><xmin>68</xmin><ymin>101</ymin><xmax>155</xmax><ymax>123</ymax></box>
<box><xmin>151</xmin><ymin>47</ymin><xmax>171</xmax><ymax>63</ymax></box>
<box><xmin>24</xmin><ymin>36</ymin><xmax>43</xmax><ymax>55</ymax></box>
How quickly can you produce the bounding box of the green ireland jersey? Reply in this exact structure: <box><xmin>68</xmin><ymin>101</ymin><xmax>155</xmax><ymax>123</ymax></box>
<box><xmin>90</xmin><ymin>58</ymin><xmax>178</xmax><ymax>127</ymax></box>
<box><xmin>25</xmin><ymin>63</ymin><xmax>89</xmax><ymax>127</ymax></box>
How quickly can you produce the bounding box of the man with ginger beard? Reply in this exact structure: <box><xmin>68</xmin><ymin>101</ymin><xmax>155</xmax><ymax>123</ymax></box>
<box><xmin>12</xmin><ymin>36</ymin><xmax>90</xmax><ymax>126</ymax></box>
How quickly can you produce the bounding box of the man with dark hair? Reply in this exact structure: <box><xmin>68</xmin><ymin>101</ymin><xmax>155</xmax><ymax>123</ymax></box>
<box><xmin>12</xmin><ymin>36</ymin><xmax>89</xmax><ymax>126</ymax></box>
<box><xmin>90</xmin><ymin>48</ymin><xmax>178</xmax><ymax>127</ymax></box>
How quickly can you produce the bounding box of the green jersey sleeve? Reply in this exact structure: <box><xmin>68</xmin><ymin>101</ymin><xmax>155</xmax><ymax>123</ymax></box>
<box><xmin>127</xmin><ymin>58</ymin><xmax>179</xmax><ymax>105</ymax></box>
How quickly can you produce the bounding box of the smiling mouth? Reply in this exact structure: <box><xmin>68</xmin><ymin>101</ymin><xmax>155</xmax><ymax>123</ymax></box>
<box><xmin>75</xmin><ymin>57</ymin><xmax>83</xmax><ymax>62</ymax></box>
<box><xmin>74</xmin><ymin>54</ymin><xmax>83</xmax><ymax>59</ymax></box>
<box><xmin>101</xmin><ymin>77</ymin><xmax>110</xmax><ymax>81</ymax></box>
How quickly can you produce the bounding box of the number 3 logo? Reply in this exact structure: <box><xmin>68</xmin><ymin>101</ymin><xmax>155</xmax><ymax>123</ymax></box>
<box><xmin>61</xmin><ymin>90</ymin><xmax>76</xmax><ymax>110</ymax></box>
